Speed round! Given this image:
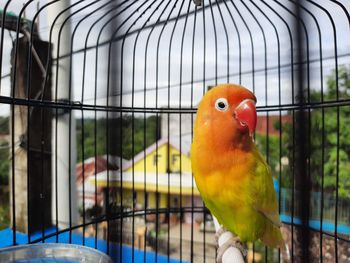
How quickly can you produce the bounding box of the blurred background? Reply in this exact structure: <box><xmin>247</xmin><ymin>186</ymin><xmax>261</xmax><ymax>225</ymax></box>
<box><xmin>0</xmin><ymin>0</ymin><xmax>350</xmax><ymax>262</ymax></box>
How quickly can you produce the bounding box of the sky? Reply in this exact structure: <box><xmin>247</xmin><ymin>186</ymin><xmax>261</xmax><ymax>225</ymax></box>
<box><xmin>1</xmin><ymin>0</ymin><xmax>350</xmax><ymax>117</ymax></box>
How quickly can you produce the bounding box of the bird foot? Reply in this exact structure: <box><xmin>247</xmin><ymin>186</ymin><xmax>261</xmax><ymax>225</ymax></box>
<box><xmin>215</xmin><ymin>227</ymin><xmax>247</xmax><ymax>263</ymax></box>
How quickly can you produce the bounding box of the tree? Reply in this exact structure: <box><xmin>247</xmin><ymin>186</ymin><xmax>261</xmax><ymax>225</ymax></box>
<box><xmin>282</xmin><ymin>65</ymin><xmax>350</xmax><ymax>199</ymax></box>
<box><xmin>0</xmin><ymin>142</ymin><xmax>9</xmax><ymax>185</ymax></box>
<box><xmin>76</xmin><ymin>115</ymin><xmax>159</xmax><ymax>162</ymax></box>
<box><xmin>0</xmin><ymin>117</ymin><xmax>9</xmax><ymax>186</ymax></box>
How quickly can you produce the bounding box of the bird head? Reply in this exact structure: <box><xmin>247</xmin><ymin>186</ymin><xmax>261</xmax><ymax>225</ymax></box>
<box><xmin>194</xmin><ymin>84</ymin><xmax>257</xmax><ymax>150</ymax></box>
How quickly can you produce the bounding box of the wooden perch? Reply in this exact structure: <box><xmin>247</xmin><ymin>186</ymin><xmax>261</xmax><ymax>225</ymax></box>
<box><xmin>213</xmin><ymin>217</ymin><xmax>246</xmax><ymax>263</ymax></box>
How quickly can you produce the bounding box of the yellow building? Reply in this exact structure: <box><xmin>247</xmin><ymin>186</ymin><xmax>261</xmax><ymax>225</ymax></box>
<box><xmin>124</xmin><ymin>138</ymin><xmax>199</xmax><ymax>209</ymax></box>
<box><xmin>91</xmin><ymin>138</ymin><xmax>202</xmax><ymax>223</ymax></box>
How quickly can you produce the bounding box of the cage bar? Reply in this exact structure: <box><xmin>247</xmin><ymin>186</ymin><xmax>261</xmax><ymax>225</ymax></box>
<box><xmin>0</xmin><ymin>1</ymin><xmax>349</xmax><ymax>262</ymax></box>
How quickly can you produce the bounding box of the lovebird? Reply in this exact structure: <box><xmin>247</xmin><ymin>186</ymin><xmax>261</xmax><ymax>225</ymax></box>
<box><xmin>191</xmin><ymin>84</ymin><xmax>284</xmax><ymax>249</ymax></box>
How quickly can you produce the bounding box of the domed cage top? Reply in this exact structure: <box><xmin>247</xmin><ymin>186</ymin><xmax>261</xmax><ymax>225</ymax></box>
<box><xmin>0</xmin><ymin>0</ymin><xmax>350</xmax><ymax>262</ymax></box>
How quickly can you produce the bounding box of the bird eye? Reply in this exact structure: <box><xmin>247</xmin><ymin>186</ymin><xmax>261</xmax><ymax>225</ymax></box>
<box><xmin>215</xmin><ymin>98</ymin><xmax>229</xmax><ymax>112</ymax></box>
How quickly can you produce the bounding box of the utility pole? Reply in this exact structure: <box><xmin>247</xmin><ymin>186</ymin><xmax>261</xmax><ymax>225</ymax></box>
<box><xmin>48</xmin><ymin>1</ymin><xmax>78</xmax><ymax>230</ymax></box>
<box><xmin>3</xmin><ymin>11</ymin><xmax>52</xmax><ymax>233</ymax></box>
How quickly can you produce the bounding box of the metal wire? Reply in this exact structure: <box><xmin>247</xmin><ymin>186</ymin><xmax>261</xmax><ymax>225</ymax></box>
<box><xmin>1</xmin><ymin>0</ymin><xmax>350</xmax><ymax>262</ymax></box>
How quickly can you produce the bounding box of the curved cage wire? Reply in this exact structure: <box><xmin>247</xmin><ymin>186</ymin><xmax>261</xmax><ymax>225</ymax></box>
<box><xmin>0</xmin><ymin>0</ymin><xmax>350</xmax><ymax>262</ymax></box>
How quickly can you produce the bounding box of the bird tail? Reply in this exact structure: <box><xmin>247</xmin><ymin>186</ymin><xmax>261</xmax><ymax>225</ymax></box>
<box><xmin>261</xmin><ymin>222</ymin><xmax>285</xmax><ymax>249</ymax></box>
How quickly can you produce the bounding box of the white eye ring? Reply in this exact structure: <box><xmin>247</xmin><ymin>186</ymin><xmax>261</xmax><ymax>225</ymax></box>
<box><xmin>215</xmin><ymin>98</ymin><xmax>229</xmax><ymax>112</ymax></box>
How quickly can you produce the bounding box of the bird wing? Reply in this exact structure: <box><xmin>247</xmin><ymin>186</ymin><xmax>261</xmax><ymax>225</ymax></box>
<box><xmin>249</xmin><ymin>146</ymin><xmax>282</xmax><ymax>228</ymax></box>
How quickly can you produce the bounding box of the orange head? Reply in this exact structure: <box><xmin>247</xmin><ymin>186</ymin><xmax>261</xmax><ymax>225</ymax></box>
<box><xmin>194</xmin><ymin>84</ymin><xmax>257</xmax><ymax>151</ymax></box>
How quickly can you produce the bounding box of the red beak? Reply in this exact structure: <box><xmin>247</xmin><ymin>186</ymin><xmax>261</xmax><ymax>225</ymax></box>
<box><xmin>234</xmin><ymin>99</ymin><xmax>257</xmax><ymax>137</ymax></box>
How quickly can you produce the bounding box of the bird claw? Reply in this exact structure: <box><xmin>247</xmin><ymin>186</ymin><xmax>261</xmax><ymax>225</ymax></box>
<box><xmin>215</xmin><ymin>227</ymin><xmax>247</xmax><ymax>263</ymax></box>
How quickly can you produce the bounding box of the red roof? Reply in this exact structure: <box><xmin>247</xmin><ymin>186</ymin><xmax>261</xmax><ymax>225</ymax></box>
<box><xmin>256</xmin><ymin>114</ymin><xmax>292</xmax><ymax>136</ymax></box>
<box><xmin>76</xmin><ymin>156</ymin><xmax>119</xmax><ymax>184</ymax></box>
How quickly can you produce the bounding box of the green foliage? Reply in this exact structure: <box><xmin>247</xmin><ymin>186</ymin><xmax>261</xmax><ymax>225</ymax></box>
<box><xmin>0</xmin><ymin>142</ymin><xmax>9</xmax><ymax>186</ymax></box>
<box><xmin>255</xmin><ymin>65</ymin><xmax>350</xmax><ymax>200</ymax></box>
<box><xmin>117</xmin><ymin>115</ymin><xmax>159</xmax><ymax>160</ymax></box>
<box><xmin>255</xmin><ymin>133</ymin><xmax>281</xmax><ymax>174</ymax></box>
<box><xmin>0</xmin><ymin>117</ymin><xmax>8</xmax><ymax>134</ymax></box>
<box><xmin>76</xmin><ymin>118</ymin><xmax>108</xmax><ymax>162</ymax></box>
<box><xmin>0</xmin><ymin>114</ymin><xmax>159</xmax><ymax>182</ymax></box>
<box><xmin>76</xmin><ymin>115</ymin><xmax>159</xmax><ymax>162</ymax></box>
<box><xmin>0</xmin><ymin>117</ymin><xmax>9</xmax><ymax>186</ymax></box>
<box><xmin>0</xmin><ymin>186</ymin><xmax>9</xmax><ymax>230</ymax></box>
<box><xmin>282</xmin><ymin>65</ymin><xmax>350</xmax><ymax>199</ymax></box>
<box><xmin>255</xmin><ymin>129</ymin><xmax>291</xmax><ymax>188</ymax></box>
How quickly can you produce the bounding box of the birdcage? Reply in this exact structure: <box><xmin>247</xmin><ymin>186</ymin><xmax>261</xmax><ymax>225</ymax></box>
<box><xmin>0</xmin><ymin>0</ymin><xmax>349</xmax><ymax>262</ymax></box>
